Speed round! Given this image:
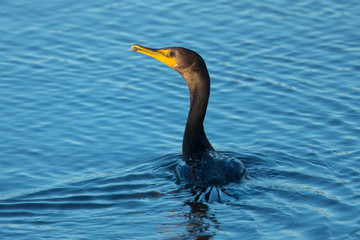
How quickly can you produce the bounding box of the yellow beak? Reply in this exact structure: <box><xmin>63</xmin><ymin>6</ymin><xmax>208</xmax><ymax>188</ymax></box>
<box><xmin>130</xmin><ymin>44</ymin><xmax>177</xmax><ymax>68</ymax></box>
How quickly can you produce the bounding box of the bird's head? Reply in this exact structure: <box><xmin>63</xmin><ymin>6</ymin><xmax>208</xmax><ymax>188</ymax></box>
<box><xmin>130</xmin><ymin>44</ymin><xmax>207</xmax><ymax>75</ymax></box>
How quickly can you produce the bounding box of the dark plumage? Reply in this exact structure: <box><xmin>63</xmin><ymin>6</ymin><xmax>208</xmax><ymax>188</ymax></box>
<box><xmin>131</xmin><ymin>44</ymin><xmax>246</xmax><ymax>190</ymax></box>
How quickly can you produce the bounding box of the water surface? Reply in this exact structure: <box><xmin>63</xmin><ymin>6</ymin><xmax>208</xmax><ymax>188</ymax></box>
<box><xmin>1</xmin><ymin>0</ymin><xmax>359</xmax><ymax>239</ymax></box>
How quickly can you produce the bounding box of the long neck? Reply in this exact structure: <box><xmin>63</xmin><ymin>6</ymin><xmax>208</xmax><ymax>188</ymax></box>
<box><xmin>182</xmin><ymin>69</ymin><xmax>212</xmax><ymax>160</ymax></box>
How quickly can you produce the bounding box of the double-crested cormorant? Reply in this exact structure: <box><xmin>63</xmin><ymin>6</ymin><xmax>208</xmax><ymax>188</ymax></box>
<box><xmin>131</xmin><ymin>44</ymin><xmax>246</xmax><ymax>193</ymax></box>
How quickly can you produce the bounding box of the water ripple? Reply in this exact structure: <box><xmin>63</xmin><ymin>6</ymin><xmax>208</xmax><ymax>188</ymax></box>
<box><xmin>1</xmin><ymin>0</ymin><xmax>360</xmax><ymax>239</ymax></box>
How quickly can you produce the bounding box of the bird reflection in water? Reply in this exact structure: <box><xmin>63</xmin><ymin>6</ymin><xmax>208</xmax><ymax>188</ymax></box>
<box><xmin>184</xmin><ymin>201</ymin><xmax>219</xmax><ymax>239</ymax></box>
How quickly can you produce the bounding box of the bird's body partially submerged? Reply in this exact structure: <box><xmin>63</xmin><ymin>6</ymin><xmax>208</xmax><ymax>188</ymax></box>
<box><xmin>130</xmin><ymin>44</ymin><xmax>246</xmax><ymax>200</ymax></box>
<box><xmin>176</xmin><ymin>149</ymin><xmax>245</xmax><ymax>188</ymax></box>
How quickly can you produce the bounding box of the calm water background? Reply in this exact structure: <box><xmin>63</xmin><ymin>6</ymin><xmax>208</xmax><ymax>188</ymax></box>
<box><xmin>1</xmin><ymin>0</ymin><xmax>359</xmax><ymax>239</ymax></box>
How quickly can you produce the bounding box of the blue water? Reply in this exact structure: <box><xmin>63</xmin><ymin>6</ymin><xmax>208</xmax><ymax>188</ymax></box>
<box><xmin>1</xmin><ymin>0</ymin><xmax>359</xmax><ymax>239</ymax></box>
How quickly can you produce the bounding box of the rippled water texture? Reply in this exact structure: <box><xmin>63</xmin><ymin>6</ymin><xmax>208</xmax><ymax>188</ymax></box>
<box><xmin>1</xmin><ymin>0</ymin><xmax>360</xmax><ymax>239</ymax></box>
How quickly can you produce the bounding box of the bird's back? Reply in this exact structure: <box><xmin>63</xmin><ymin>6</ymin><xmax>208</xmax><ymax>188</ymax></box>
<box><xmin>175</xmin><ymin>150</ymin><xmax>246</xmax><ymax>189</ymax></box>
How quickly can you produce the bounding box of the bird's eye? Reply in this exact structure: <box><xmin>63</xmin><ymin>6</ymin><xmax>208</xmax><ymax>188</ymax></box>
<box><xmin>169</xmin><ymin>51</ymin><xmax>175</xmax><ymax>57</ymax></box>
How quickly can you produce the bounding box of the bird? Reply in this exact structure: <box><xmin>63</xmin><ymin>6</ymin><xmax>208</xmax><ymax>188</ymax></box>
<box><xmin>130</xmin><ymin>44</ymin><xmax>246</xmax><ymax>200</ymax></box>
